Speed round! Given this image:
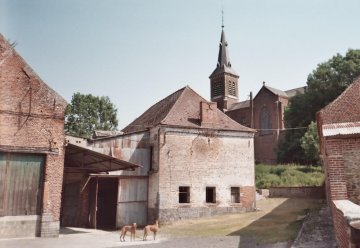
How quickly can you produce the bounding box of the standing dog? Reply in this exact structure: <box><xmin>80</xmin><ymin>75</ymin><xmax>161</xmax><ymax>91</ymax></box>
<box><xmin>120</xmin><ymin>223</ymin><xmax>137</xmax><ymax>242</ymax></box>
<box><xmin>143</xmin><ymin>220</ymin><xmax>159</xmax><ymax>241</ymax></box>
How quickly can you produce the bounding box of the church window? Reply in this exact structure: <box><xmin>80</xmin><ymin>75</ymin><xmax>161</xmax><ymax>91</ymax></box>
<box><xmin>228</xmin><ymin>81</ymin><xmax>236</xmax><ymax>96</ymax></box>
<box><xmin>211</xmin><ymin>81</ymin><xmax>224</xmax><ymax>97</ymax></box>
<box><xmin>260</xmin><ymin>106</ymin><xmax>272</xmax><ymax>135</ymax></box>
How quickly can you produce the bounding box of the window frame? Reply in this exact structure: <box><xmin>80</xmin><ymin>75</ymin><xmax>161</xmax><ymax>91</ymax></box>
<box><xmin>205</xmin><ymin>187</ymin><xmax>216</xmax><ymax>204</ymax></box>
<box><xmin>178</xmin><ymin>186</ymin><xmax>190</xmax><ymax>204</ymax></box>
<box><xmin>230</xmin><ymin>187</ymin><xmax>240</xmax><ymax>203</ymax></box>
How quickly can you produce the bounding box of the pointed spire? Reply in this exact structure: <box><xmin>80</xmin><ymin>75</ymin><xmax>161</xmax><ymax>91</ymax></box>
<box><xmin>209</xmin><ymin>24</ymin><xmax>238</xmax><ymax>78</ymax></box>
<box><xmin>217</xmin><ymin>29</ymin><xmax>230</xmax><ymax>68</ymax></box>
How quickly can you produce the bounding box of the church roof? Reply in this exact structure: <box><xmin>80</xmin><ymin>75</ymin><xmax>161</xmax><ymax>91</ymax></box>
<box><xmin>209</xmin><ymin>28</ymin><xmax>239</xmax><ymax>78</ymax></box>
<box><xmin>122</xmin><ymin>86</ymin><xmax>254</xmax><ymax>134</ymax></box>
<box><xmin>263</xmin><ymin>85</ymin><xmax>288</xmax><ymax>97</ymax></box>
<box><xmin>227</xmin><ymin>100</ymin><xmax>250</xmax><ymax>111</ymax></box>
<box><xmin>227</xmin><ymin>84</ymin><xmax>306</xmax><ymax>111</ymax></box>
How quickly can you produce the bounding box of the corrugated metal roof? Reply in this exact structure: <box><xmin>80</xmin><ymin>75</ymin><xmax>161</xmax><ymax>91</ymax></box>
<box><xmin>322</xmin><ymin>122</ymin><xmax>360</xmax><ymax>137</ymax></box>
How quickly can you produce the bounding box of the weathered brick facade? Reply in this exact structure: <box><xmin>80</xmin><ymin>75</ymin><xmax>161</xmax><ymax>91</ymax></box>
<box><xmin>226</xmin><ymin>84</ymin><xmax>300</xmax><ymax>164</ymax></box>
<box><xmin>0</xmin><ymin>34</ymin><xmax>67</xmax><ymax>238</ymax></box>
<box><xmin>317</xmin><ymin>77</ymin><xmax>360</xmax><ymax>248</ymax></box>
<box><xmin>154</xmin><ymin>127</ymin><xmax>255</xmax><ymax>222</ymax></box>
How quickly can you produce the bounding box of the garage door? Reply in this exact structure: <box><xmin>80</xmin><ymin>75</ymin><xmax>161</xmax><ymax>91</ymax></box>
<box><xmin>0</xmin><ymin>153</ymin><xmax>44</xmax><ymax>217</ymax></box>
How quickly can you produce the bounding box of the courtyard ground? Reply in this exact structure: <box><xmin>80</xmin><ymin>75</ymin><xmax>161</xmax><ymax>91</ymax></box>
<box><xmin>0</xmin><ymin>198</ymin><xmax>337</xmax><ymax>248</ymax></box>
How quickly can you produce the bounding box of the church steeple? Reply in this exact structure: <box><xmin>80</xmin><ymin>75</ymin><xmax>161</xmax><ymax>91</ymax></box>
<box><xmin>209</xmin><ymin>21</ymin><xmax>239</xmax><ymax>112</ymax></box>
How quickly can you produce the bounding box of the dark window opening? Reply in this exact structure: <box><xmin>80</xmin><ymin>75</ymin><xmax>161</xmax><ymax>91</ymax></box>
<box><xmin>211</xmin><ymin>82</ymin><xmax>224</xmax><ymax>98</ymax></box>
<box><xmin>231</xmin><ymin>187</ymin><xmax>240</xmax><ymax>203</ymax></box>
<box><xmin>228</xmin><ymin>81</ymin><xmax>236</xmax><ymax>96</ymax></box>
<box><xmin>206</xmin><ymin>187</ymin><xmax>216</xmax><ymax>203</ymax></box>
<box><xmin>179</xmin><ymin>186</ymin><xmax>190</xmax><ymax>203</ymax></box>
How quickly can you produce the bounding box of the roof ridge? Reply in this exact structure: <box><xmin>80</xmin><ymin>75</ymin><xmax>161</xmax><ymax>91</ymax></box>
<box><xmin>159</xmin><ymin>86</ymin><xmax>189</xmax><ymax>124</ymax></box>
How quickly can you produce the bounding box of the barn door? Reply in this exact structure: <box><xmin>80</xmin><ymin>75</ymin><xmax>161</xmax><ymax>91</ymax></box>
<box><xmin>0</xmin><ymin>153</ymin><xmax>7</xmax><ymax>216</ymax></box>
<box><xmin>117</xmin><ymin>178</ymin><xmax>148</xmax><ymax>227</ymax></box>
<box><xmin>0</xmin><ymin>152</ymin><xmax>44</xmax><ymax>216</ymax></box>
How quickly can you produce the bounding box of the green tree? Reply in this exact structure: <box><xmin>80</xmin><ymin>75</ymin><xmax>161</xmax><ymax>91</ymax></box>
<box><xmin>300</xmin><ymin>121</ymin><xmax>320</xmax><ymax>165</ymax></box>
<box><xmin>65</xmin><ymin>93</ymin><xmax>118</xmax><ymax>138</ymax></box>
<box><xmin>278</xmin><ymin>49</ymin><xmax>360</xmax><ymax>164</ymax></box>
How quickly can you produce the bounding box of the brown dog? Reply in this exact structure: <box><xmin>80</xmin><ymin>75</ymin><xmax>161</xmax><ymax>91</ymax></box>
<box><xmin>143</xmin><ymin>220</ymin><xmax>159</xmax><ymax>241</ymax></box>
<box><xmin>120</xmin><ymin>223</ymin><xmax>137</xmax><ymax>242</ymax></box>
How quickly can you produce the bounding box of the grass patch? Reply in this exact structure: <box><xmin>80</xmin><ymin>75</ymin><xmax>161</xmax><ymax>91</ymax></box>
<box><xmin>256</xmin><ymin>164</ymin><xmax>324</xmax><ymax>189</ymax></box>
<box><xmin>160</xmin><ymin>198</ymin><xmax>323</xmax><ymax>245</ymax></box>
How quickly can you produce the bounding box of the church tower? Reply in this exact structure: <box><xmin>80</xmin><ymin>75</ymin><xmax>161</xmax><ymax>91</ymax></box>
<box><xmin>209</xmin><ymin>23</ymin><xmax>239</xmax><ymax>112</ymax></box>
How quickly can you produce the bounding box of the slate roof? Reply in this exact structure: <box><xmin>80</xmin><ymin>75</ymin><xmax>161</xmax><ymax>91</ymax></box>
<box><xmin>285</xmin><ymin>86</ymin><xmax>306</xmax><ymax>98</ymax></box>
<box><xmin>122</xmin><ymin>86</ymin><xmax>254</xmax><ymax>134</ymax></box>
<box><xmin>263</xmin><ymin>86</ymin><xmax>288</xmax><ymax>97</ymax></box>
<box><xmin>209</xmin><ymin>28</ymin><xmax>238</xmax><ymax>78</ymax></box>
<box><xmin>227</xmin><ymin>100</ymin><xmax>250</xmax><ymax>111</ymax></box>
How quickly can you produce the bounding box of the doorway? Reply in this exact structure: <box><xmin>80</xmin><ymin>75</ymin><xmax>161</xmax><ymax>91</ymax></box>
<box><xmin>96</xmin><ymin>178</ymin><xmax>118</xmax><ymax>230</ymax></box>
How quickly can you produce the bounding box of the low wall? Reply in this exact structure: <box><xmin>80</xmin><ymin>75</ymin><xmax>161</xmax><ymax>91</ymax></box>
<box><xmin>332</xmin><ymin>200</ymin><xmax>360</xmax><ymax>248</ymax></box>
<box><xmin>0</xmin><ymin>215</ymin><xmax>40</xmax><ymax>239</ymax></box>
<box><xmin>269</xmin><ymin>186</ymin><xmax>325</xmax><ymax>198</ymax></box>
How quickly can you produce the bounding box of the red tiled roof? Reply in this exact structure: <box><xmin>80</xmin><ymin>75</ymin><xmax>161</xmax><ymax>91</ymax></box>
<box><xmin>318</xmin><ymin>76</ymin><xmax>360</xmax><ymax>125</ymax></box>
<box><xmin>122</xmin><ymin>86</ymin><xmax>254</xmax><ymax>134</ymax></box>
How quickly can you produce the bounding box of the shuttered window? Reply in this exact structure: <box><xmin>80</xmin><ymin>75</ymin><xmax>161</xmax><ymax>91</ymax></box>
<box><xmin>0</xmin><ymin>153</ymin><xmax>44</xmax><ymax>216</ymax></box>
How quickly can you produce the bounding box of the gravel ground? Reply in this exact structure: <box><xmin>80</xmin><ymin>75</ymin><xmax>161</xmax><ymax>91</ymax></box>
<box><xmin>0</xmin><ymin>201</ymin><xmax>337</xmax><ymax>248</ymax></box>
<box><xmin>292</xmin><ymin>203</ymin><xmax>337</xmax><ymax>248</ymax></box>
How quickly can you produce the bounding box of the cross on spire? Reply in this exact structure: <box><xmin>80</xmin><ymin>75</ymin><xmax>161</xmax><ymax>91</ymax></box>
<box><xmin>222</xmin><ymin>9</ymin><xmax>224</xmax><ymax>28</ymax></box>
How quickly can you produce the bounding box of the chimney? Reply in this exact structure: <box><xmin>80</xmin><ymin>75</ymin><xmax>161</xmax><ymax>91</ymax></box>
<box><xmin>200</xmin><ymin>101</ymin><xmax>218</xmax><ymax>127</ymax></box>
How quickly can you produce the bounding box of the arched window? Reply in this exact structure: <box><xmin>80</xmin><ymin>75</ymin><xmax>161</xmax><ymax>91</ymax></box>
<box><xmin>260</xmin><ymin>106</ymin><xmax>271</xmax><ymax>135</ymax></box>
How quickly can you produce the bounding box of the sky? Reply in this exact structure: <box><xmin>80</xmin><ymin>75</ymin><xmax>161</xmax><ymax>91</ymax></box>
<box><xmin>1</xmin><ymin>0</ymin><xmax>360</xmax><ymax>129</ymax></box>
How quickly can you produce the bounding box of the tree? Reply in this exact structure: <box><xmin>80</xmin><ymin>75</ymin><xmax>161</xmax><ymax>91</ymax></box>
<box><xmin>65</xmin><ymin>93</ymin><xmax>118</xmax><ymax>138</ymax></box>
<box><xmin>278</xmin><ymin>49</ymin><xmax>360</xmax><ymax>164</ymax></box>
<box><xmin>300</xmin><ymin>121</ymin><xmax>320</xmax><ymax>165</ymax></box>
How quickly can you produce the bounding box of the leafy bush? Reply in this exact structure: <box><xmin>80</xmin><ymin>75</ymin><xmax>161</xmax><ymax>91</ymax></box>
<box><xmin>255</xmin><ymin>164</ymin><xmax>324</xmax><ymax>189</ymax></box>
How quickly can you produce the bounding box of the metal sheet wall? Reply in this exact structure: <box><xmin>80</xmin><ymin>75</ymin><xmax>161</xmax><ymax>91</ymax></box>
<box><xmin>117</xmin><ymin>178</ymin><xmax>148</xmax><ymax>226</ymax></box>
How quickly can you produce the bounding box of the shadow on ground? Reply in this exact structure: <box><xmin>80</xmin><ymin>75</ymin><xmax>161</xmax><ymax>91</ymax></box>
<box><xmin>228</xmin><ymin>199</ymin><xmax>321</xmax><ymax>248</ymax></box>
<box><xmin>60</xmin><ymin>227</ymin><xmax>93</xmax><ymax>235</ymax></box>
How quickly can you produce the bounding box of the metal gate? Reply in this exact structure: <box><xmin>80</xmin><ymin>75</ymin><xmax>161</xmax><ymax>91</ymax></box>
<box><xmin>117</xmin><ymin>178</ymin><xmax>148</xmax><ymax>227</ymax></box>
<box><xmin>0</xmin><ymin>152</ymin><xmax>44</xmax><ymax>216</ymax></box>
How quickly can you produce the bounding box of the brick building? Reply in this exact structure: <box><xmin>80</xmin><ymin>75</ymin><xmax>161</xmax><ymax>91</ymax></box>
<box><xmin>0</xmin><ymin>34</ymin><xmax>67</xmax><ymax>238</ymax></box>
<box><xmin>317</xmin><ymin>76</ymin><xmax>360</xmax><ymax>247</ymax></box>
<box><xmin>210</xmin><ymin>27</ymin><xmax>305</xmax><ymax>164</ymax></box>
<box><xmin>65</xmin><ymin>86</ymin><xmax>256</xmax><ymax>227</ymax></box>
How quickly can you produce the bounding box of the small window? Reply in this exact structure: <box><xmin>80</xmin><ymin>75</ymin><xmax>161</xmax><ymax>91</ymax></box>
<box><xmin>206</xmin><ymin>187</ymin><xmax>216</xmax><ymax>203</ymax></box>
<box><xmin>231</xmin><ymin>187</ymin><xmax>240</xmax><ymax>203</ymax></box>
<box><xmin>179</xmin><ymin>186</ymin><xmax>190</xmax><ymax>203</ymax></box>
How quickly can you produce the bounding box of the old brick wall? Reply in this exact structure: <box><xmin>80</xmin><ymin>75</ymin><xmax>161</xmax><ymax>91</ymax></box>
<box><xmin>253</xmin><ymin>89</ymin><xmax>287</xmax><ymax>164</ymax></box>
<box><xmin>322</xmin><ymin>138</ymin><xmax>360</xmax><ymax>202</ymax></box>
<box><xmin>0</xmin><ymin>34</ymin><xmax>67</xmax><ymax>237</ymax></box>
<box><xmin>226</xmin><ymin>107</ymin><xmax>251</xmax><ymax>127</ymax></box>
<box><xmin>332</xmin><ymin>202</ymin><xmax>351</xmax><ymax>248</ymax></box>
<box><xmin>156</xmin><ymin>127</ymin><xmax>255</xmax><ymax>222</ymax></box>
<box><xmin>343</xmin><ymin>147</ymin><xmax>360</xmax><ymax>205</ymax></box>
<box><xmin>269</xmin><ymin>186</ymin><xmax>325</xmax><ymax>198</ymax></box>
